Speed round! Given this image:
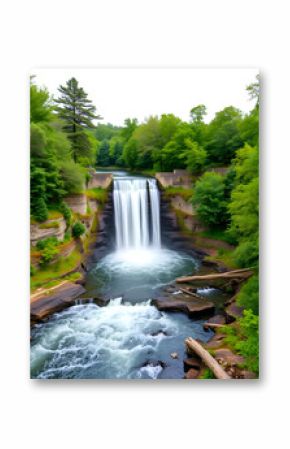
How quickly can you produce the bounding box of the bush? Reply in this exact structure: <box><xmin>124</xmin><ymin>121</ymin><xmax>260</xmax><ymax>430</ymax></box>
<box><xmin>237</xmin><ymin>274</ymin><xmax>259</xmax><ymax>315</ymax></box>
<box><xmin>233</xmin><ymin>238</ymin><xmax>259</xmax><ymax>268</ymax></box>
<box><xmin>72</xmin><ymin>221</ymin><xmax>86</xmax><ymax>238</ymax></box>
<box><xmin>235</xmin><ymin>310</ymin><xmax>259</xmax><ymax>374</ymax></box>
<box><xmin>192</xmin><ymin>172</ymin><xmax>229</xmax><ymax>227</ymax></box>
<box><xmin>36</xmin><ymin>237</ymin><xmax>58</xmax><ymax>251</ymax></box>
<box><xmin>40</xmin><ymin>245</ymin><xmax>59</xmax><ymax>266</ymax></box>
<box><xmin>32</xmin><ymin>197</ymin><xmax>48</xmax><ymax>222</ymax></box>
<box><xmin>59</xmin><ymin>202</ymin><xmax>72</xmax><ymax>226</ymax></box>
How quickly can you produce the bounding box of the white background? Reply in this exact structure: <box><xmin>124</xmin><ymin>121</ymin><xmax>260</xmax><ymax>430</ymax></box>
<box><xmin>0</xmin><ymin>1</ymin><xmax>289</xmax><ymax>448</ymax></box>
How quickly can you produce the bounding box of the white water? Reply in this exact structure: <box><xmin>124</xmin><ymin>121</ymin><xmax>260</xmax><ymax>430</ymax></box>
<box><xmin>113</xmin><ymin>178</ymin><xmax>161</xmax><ymax>250</ymax></box>
<box><xmin>31</xmin><ymin>299</ymin><xmax>210</xmax><ymax>379</ymax></box>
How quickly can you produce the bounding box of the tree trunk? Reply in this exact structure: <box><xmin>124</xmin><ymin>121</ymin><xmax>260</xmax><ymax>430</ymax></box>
<box><xmin>185</xmin><ymin>337</ymin><xmax>231</xmax><ymax>379</ymax></box>
<box><xmin>176</xmin><ymin>268</ymin><xmax>253</xmax><ymax>284</ymax></box>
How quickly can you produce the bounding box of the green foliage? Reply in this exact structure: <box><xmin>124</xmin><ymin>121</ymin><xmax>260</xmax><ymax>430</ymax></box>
<box><xmin>30</xmin><ymin>82</ymin><xmax>52</xmax><ymax>123</ymax></box>
<box><xmin>59</xmin><ymin>202</ymin><xmax>72</xmax><ymax>226</ymax></box>
<box><xmin>228</xmin><ymin>145</ymin><xmax>259</xmax><ymax>268</ymax></box>
<box><xmin>39</xmin><ymin>221</ymin><xmax>59</xmax><ymax>229</ymax></box>
<box><xmin>183</xmin><ymin>139</ymin><xmax>207</xmax><ymax>174</ymax></box>
<box><xmin>237</xmin><ymin>275</ymin><xmax>259</xmax><ymax>314</ymax></box>
<box><xmin>97</xmin><ymin>139</ymin><xmax>111</xmax><ymax>166</ymax></box>
<box><xmin>164</xmin><ymin>186</ymin><xmax>194</xmax><ymax>202</ymax></box>
<box><xmin>235</xmin><ymin>310</ymin><xmax>259</xmax><ymax>374</ymax></box>
<box><xmin>72</xmin><ymin>221</ymin><xmax>86</xmax><ymax>238</ymax></box>
<box><xmin>59</xmin><ymin>160</ymin><xmax>85</xmax><ymax>194</ymax></box>
<box><xmin>192</xmin><ymin>172</ymin><xmax>228</xmax><ymax>227</ymax></box>
<box><xmin>123</xmin><ymin>138</ymin><xmax>138</xmax><ymax>169</ymax></box>
<box><xmin>36</xmin><ymin>237</ymin><xmax>58</xmax><ymax>250</ymax></box>
<box><xmin>200</xmin><ymin>368</ymin><xmax>215</xmax><ymax>379</ymax></box>
<box><xmin>205</xmin><ymin>106</ymin><xmax>243</xmax><ymax>164</ymax></box>
<box><xmin>86</xmin><ymin>187</ymin><xmax>107</xmax><ymax>203</ymax></box>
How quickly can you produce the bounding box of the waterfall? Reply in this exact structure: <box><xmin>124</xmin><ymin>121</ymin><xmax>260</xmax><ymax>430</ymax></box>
<box><xmin>113</xmin><ymin>178</ymin><xmax>161</xmax><ymax>250</ymax></box>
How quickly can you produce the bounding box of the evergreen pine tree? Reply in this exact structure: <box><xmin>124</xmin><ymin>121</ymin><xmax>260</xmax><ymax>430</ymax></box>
<box><xmin>55</xmin><ymin>78</ymin><xmax>101</xmax><ymax>162</ymax></box>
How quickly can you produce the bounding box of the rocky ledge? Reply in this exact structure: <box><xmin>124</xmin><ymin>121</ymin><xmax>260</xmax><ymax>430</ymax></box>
<box><xmin>31</xmin><ymin>282</ymin><xmax>86</xmax><ymax>322</ymax></box>
<box><xmin>152</xmin><ymin>293</ymin><xmax>215</xmax><ymax>318</ymax></box>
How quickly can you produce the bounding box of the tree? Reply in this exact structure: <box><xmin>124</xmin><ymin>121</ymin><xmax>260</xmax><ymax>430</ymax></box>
<box><xmin>192</xmin><ymin>172</ymin><xmax>228</xmax><ymax>227</ymax></box>
<box><xmin>97</xmin><ymin>140</ymin><xmax>110</xmax><ymax>166</ymax></box>
<box><xmin>123</xmin><ymin>138</ymin><xmax>138</xmax><ymax>169</ymax></box>
<box><xmin>190</xmin><ymin>104</ymin><xmax>207</xmax><ymax>124</ymax></box>
<box><xmin>55</xmin><ymin>78</ymin><xmax>101</xmax><ymax>163</ymax></box>
<box><xmin>182</xmin><ymin>139</ymin><xmax>207</xmax><ymax>174</ymax></box>
<box><xmin>228</xmin><ymin>145</ymin><xmax>259</xmax><ymax>267</ymax></box>
<box><xmin>30</xmin><ymin>81</ymin><xmax>52</xmax><ymax>123</ymax></box>
<box><xmin>205</xmin><ymin>106</ymin><xmax>243</xmax><ymax>164</ymax></box>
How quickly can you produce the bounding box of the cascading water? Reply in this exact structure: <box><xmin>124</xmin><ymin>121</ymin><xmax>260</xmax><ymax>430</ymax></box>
<box><xmin>113</xmin><ymin>178</ymin><xmax>161</xmax><ymax>250</ymax></box>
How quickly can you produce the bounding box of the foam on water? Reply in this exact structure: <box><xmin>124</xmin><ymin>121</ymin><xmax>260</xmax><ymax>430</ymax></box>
<box><xmin>31</xmin><ymin>299</ymin><xmax>210</xmax><ymax>379</ymax></box>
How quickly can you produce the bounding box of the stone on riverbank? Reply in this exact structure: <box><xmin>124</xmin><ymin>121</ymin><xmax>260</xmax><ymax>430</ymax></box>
<box><xmin>31</xmin><ymin>282</ymin><xmax>86</xmax><ymax>321</ymax></box>
<box><xmin>152</xmin><ymin>294</ymin><xmax>215</xmax><ymax>318</ymax></box>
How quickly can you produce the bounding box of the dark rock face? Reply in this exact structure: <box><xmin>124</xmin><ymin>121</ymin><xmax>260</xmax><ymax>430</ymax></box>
<box><xmin>152</xmin><ymin>295</ymin><xmax>215</xmax><ymax>318</ymax></box>
<box><xmin>160</xmin><ymin>192</ymin><xmax>204</xmax><ymax>258</ymax></box>
<box><xmin>84</xmin><ymin>191</ymin><xmax>115</xmax><ymax>269</ymax></box>
<box><xmin>31</xmin><ymin>283</ymin><xmax>86</xmax><ymax>321</ymax></box>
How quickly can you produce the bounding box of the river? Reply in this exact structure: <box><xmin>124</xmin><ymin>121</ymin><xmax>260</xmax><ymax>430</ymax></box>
<box><xmin>31</xmin><ymin>171</ymin><xmax>224</xmax><ymax>379</ymax></box>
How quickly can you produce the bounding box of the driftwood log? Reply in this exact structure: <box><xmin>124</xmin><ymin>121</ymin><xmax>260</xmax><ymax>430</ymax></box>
<box><xmin>185</xmin><ymin>337</ymin><xmax>231</xmax><ymax>380</ymax></box>
<box><xmin>179</xmin><ymin>287</ymin><xmax>204</xmax><ymax>299</ymax></box>
<box><xmin>203</xmin><ymin>322</ymin><xmax>225</xmax><ymax>330</ymax></box>
<box><xmin>176</xmin><ymin>268</ymin><xmax>253</xmax><ymax>284</ymax></box>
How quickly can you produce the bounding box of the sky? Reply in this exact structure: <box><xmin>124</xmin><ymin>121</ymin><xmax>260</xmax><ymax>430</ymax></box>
<box><xmin>33</xmin><ymin>68</ymin><xmax>258</xmax><ymax>126</ymax></box>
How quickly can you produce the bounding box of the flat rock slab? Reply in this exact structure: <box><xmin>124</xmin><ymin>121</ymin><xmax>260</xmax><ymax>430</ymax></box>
<box><xmin>31</xmin><ymin>283</ymin><xmax>86</xmax><ymax>321</ymax></box>
<box><xmin>152</xmin><ymin>295</ymin><xmax>215</xmax><ymax>318</ymax></box>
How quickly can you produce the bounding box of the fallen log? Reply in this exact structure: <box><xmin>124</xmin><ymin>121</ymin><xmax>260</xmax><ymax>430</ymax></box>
<box><xmin>176</xmin><ymin>268</ymin><xmax>253</xmax><ymax>284</ymax></box>
<box><xmin>179</xmin><ymin>287</ymin><xmax>204</xmax><ymax>299</ymax></box>
<box><xmin>185</xmin><ymin>337</ymin><xmax>231</xmax><ymax>380</ymax></box>
<box><xmin>203</xmin><ymin>322</ymin><xmax>225</xmax><ymax>330</ymax></box>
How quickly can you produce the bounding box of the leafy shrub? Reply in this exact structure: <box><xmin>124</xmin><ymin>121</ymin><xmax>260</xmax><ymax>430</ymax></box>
<box><xmin>59</xmin><ymin>202</ymin><xmax>72</xmax><ymax>226</ymax></box>
<box><xmin>72</xmin><ymin>221</ymin><xmax>86</xmax><ymax>238</ymax></box>
<box><xmin>36</xmin><ymin>237</ymin><xmax>58</xmax><ymax>251</ymax></box>
<box><xmin>233</xmin><ymin>238</ymin><xmax>259</xmax><ymax>268</ymax></box>
<box><xmin>192</xmin><ymin>172</ymin><xmax>229</xmax><ymax>227</ymax></box>
<box><xmin>40</xmin><ymin>245</ymin><xmax>59</xmax><ymax>266</ymax></box>
<box><xmin>236</xmin><ymin>275</ymin><xmax>259</xmax><ymax>314</ymax></box>
<box><xmin>32</xmin><ymin>197</ymin><xmax>48</xmax><ymax>222</ymax></box>
<box><xmin>235</xmin><ymin>310</ymin><xmax>259</xmax><ymax>374</ymax></box>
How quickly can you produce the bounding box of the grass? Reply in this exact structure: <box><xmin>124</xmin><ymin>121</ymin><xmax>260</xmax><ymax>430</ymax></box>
<box><xmin>30</xmin><ymin>249</ymin><xmax>82</xmax><ymax>291</ymax></box>
<box><xmin>199</xmin><ymin>368</ymin><xmax>215</xmax><ymax>379</ymax></box>
<box><xmin>38</xmin><ymin>221</ymin><xmax>60</xmax><ymax>229</ymax></box>
<box><xmin>198</xmin><ymin>229</ymin><xmax>236</xmax><ymax>245</ymax></box>
<box><xmin>85</xmin><ymin>187</ymin><xmax>108</xmax><ymax>203</ymax></box>
<box><xmin>164</xmin><ymin>186</ymin><xmax>194</xmax><ymax>202</ymax></box>
<box><xmin>47</xmin><ymin>210</ymin><xmax>63</xmax><ymax>220</ymax></box>
<box><xmin>204</xmin><ymin>248</ymin><xmax>238</xmax><ymax>270</ymax></box>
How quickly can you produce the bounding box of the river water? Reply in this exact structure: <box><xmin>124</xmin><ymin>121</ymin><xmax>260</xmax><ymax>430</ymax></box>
<box><xmin>31</xmin><ymin>171</ymin><xmax>220</xmax><ymax>379</ymax></box>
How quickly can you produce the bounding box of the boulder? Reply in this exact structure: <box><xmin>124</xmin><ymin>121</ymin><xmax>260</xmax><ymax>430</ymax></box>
<box><xmin>214</xmin><ymin>348</ymin><xmax>245</xmax><ymax>367</ymax></box>
<box><xmin>185</xmin><ymin>368</ymin><xmax>200</xmax><ymax>379</ymax></box>
<box><xmin>207</xmin><ymin>314</ymin><xmax>226</xmax><ymax>325</ymax></box>
<box><xmin>152</xmin><ymin>295</ymin><xmax>215</xmax><ymax>318</ymax></box>
<box><xmin>31</xmin><ymin>283</ymin><xmax>86</xmax><ymax>321</ymax></box>
<box><xmin>225</xmin><ymin>302</ymin><xmax>244</xmax><ymax>322</ymax></box>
